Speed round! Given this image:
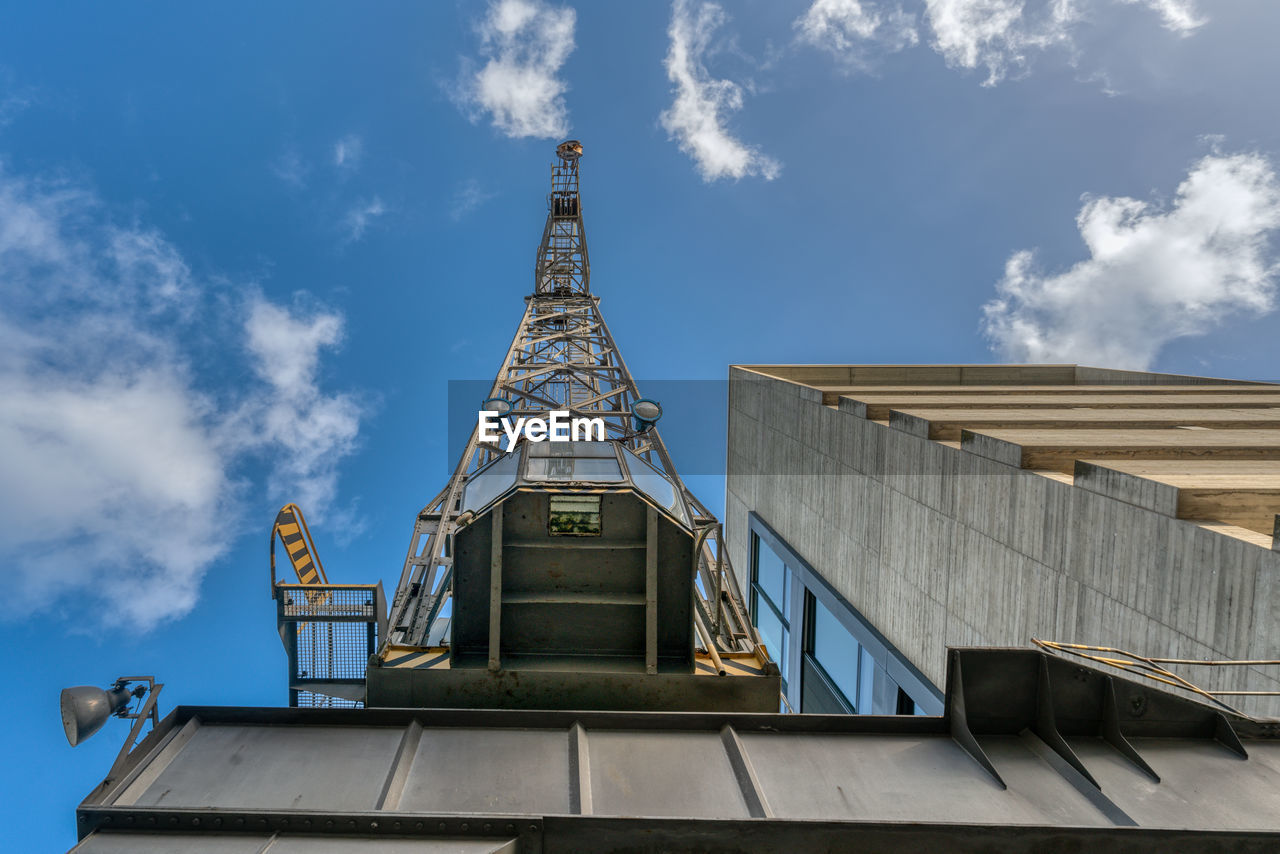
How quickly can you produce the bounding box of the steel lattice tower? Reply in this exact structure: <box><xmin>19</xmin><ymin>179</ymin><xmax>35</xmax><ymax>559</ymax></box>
<box><xmin>383</xmin><ymin>141</ymin><xmax>761</xmax><ymax>668</ymax></box>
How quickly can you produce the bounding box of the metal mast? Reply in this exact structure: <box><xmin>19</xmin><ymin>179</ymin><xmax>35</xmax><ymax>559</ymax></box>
<box><xmin>535</xmin><ymin>139</ymin><xmax>590</xmax><ymax>295</ymax></box>
<box><xmin>385</xmin><ymin>141</ymin><xmax>758</xmax><ymax>661</ymax></box>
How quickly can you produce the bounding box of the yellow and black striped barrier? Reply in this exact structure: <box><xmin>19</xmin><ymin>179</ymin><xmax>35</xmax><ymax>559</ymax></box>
<box><xmin>271</xmin><ymin>503</ymin><xmax>328</xmax><ymax>587</ymax></box>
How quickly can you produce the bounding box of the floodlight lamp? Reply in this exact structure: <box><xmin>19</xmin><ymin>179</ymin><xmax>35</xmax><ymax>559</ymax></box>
<box><xmin>632</xmin><ymin>399</ymin><xmax>663</xmax><ymax>432</ymax></box>
<box><xmin>60</xmin><ymin>677</ymin><xmax>159</xmax><ymax>749</ymax></box>
<box><xmin>482</xmin><ymin>397</ymin><xmax>514</xmax><ymax>418</ymax></box>
<box><xmin>60</xmin><ymin>681</ymin><xmax>134</xmax><ymax>747</ymax></box>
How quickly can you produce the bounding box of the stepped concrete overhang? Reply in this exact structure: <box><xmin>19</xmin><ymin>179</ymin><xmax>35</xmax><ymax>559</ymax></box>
<box><xmin>735</xmin><ymin>363</ymin><xmax>1280</xmax><ymax>546</ymax></box>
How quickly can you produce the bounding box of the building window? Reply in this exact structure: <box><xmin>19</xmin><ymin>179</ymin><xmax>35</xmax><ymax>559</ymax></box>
<box><xmin>750</xmin><ymin>534</ymin><xmax>790</xmax><ymax>693</ymax></box>
<box><xmin>802</xmin><ymin>595</ymin><xmax>920</xmax><ymax>715</ymax></box>
<box><xmin>812</xmin><ymin>596</ymin><xmax>861</xmax><ymax>708</ymax></box>
<box><xmin>859</xmin><ymin>647</ymin><xmax>875</xmax><ymax>713</ymax></box>
<box><xmin>747</xmin><ymin>516</ymin><xmax>943</xmax><ymax>716</ymax></box>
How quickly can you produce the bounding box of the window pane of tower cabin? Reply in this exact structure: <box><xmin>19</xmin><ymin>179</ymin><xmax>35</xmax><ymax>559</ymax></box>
<box><xmin>620</xmin><ymin>447</ymin><xmax>688</xmax><ymax>523</ymax></box>
<box><xmin>462</xmin><ymin>450</ymin><xmax>521</xmax><ymax>513</ymax></box>
<box><xmin>526</xmin><ymin>441</ymin><xmax>625</xmax><ymax>482</ymax></box>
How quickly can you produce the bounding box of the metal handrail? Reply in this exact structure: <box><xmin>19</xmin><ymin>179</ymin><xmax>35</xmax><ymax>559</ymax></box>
<box><xmin>1032</xmin><ymin>638</ymin><xmax>1280</xmax><ymax>716</ymax></box>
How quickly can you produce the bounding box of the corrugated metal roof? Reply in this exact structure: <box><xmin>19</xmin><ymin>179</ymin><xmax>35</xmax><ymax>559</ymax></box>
<box><xmin>70</xmin><ymin>649</ymin><xmax>1280</xmax><ymax>852</ymax></box>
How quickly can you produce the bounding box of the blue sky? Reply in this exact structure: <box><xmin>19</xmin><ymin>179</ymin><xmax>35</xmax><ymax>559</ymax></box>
<box><xmin>3</xmin><ymin>0</ymin><xmax>1280</xmax><ymax>847</ymax></box>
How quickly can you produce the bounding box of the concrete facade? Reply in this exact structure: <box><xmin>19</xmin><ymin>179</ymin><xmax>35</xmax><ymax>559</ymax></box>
<box><xmin>725</xmin><ymin>366</ymin><xmax>1280</xmax><ymax>717</ymax></box>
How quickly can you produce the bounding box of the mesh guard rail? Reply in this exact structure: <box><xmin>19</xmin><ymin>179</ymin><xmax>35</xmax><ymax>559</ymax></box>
<box><xmin>276</xmin><ymin>583</ymin><xmax>386</xmax><ymax>708</ymax></box>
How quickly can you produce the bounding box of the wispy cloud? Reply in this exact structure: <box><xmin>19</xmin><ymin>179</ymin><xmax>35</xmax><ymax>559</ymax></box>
<box><xmin>0</xmin><ymin>94</ymin><xmax>31</xmax><ymax>128</ymax></box>
<box><xmin>333</xmin><ymin>134</ymin><xmax>364</xmax><ymax>169</ymax></box>
<box><xmin>794</xmin><ymin>0</ymin><xmax>919</xmax><ymax>70</ymax></box>
<box><xmin>271</xmin><ymin>147</ymin><xmax>310</xmax><ymax>188</ymax></box>
<box><xmin>794</xmin><ymin>1</ymin><xmax>1207</xmax><ymax>84</ymax></box>
<box><xmin>0</xmin><ymin>165</ymin><xmax>365</xmax><ymax>630</ymax></box>
<box><xmin>450</xmin><ymin>178</ymin><xmax>497</xmax><ymax>222</ymax></box>
<box><xmin>342</xmin><ymin>197</ymin><xmax>386</xmax><ymax>242</ymax></box>
<box><xmin>922</xmin><ymin>0</ymin><xmax>1078</xmax><ymax>86</ymax></box>
<box><xmin>237</xmin><ymin>299</ymin><xmax>362</xmax><ymax>513</ymax></box>
<box><xmin>919</xmin><ymin>0</ymin><xmax>1207</xmax><ymax>85</ymax></box>
<box><xmin>108</xmin><ymin>226</ymin><xmax>197</xmax><ymax>309</ymax></box>
<box><xmin>983</xmin><ymin>150</ymin><xmax>1280</xmax><ymax>369</ymax></box>
<box><xmin>1118</xmin><ymin>0</ymin><xmax>1205</xmax><ymax>35</ymax></box>
<box><xmin>452</xmin><ymin>0</ymin><xmax>576</xmax><ymax>139</ymax></box>
<box><xmin>660</xmin><ymin>0</ymin><xmax>780</xmax><ymax>182</ymax></box>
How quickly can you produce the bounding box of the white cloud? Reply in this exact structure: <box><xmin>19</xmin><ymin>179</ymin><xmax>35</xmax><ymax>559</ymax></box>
<box><xmin>1118</xmin><ymin>0</ymin><xmax>1205</xmax><ymax>35</ymax></box>
<box><xmin>793</xmin><ymin>0</ymin><xmax>1208</xmax><ymax>86</ymax></box>
<box><xmin>454</xmin><ymin>0</ymin><xmax>576</xmax><ymax>139</ymax></box>
<box><xmin>449</xmin><ymin>178</ymin><xmax>497</xmax><ymax>222</ymax></box>
<box><xmin>923</xmin><ymin>0</ymin><xmax>1080</xmax><ymax>86</ymax></box>
<box><xmin>0</xmin><ymin>356</ymin><xmax>230</xmax><ymax>629</ymax></box>
<box><xmin>794</xmin><ymin>0</ymin><xmax>919</xmax><ymax>68</ymax></box>
<box><xmin>983</xmin><ymin>152</ymin><xmax>1280</xmax><ymax>369</ymax></box>
<box><xmin>333</xmin><ymin>134</ymin><xmax>364</xmax><ymax>169</ymax></box>
<box><xmin>240</xmin><ymin>300</ymin><xmax>362</xmax><ymax>514</ymax></box>
<box><xmin>272</xmin><ymin>148</ymin><xmax>310</xmax><ymax>188</ymax></box>
<box><xmin>342</xmin><ymin>197</ymin><xmax>386</xmax><ymax>242</ymax></box>
<box><xmin>660</xmin><ymin>0</ymin><xmax>781</xmax><ymax>182</ymax></box>
<box><xmin>108</xmin><ymin>226</ymin><xmax>197</xmax><ymax>310</ymax></box>
<box><xmin>918</xmin><ymin>0</ymin><xmax>1208</xmax><ymax>85</ymax></box>
<box><xmin>0</xmin><ymin>165</ymin><xmax>364</xmax><ymax>630</ymax></box>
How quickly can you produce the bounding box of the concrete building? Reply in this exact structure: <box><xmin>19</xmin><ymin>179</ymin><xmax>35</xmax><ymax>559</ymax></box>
<box><xmin>725</xmin><ymin>364</ymin><xmax>1280</xmax><ymax>718</ymax></box>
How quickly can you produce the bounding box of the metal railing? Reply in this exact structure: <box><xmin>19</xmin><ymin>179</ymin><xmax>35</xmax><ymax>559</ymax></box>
<box><xmin>1033</xmin><ymin>638</ymin><xmax>1280</xmax><ymax>716</ymax></box>
<box><xmin>276</xmin><ymin>583</ymin><xmax>386</xmax><ymax>708</ymax></box>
